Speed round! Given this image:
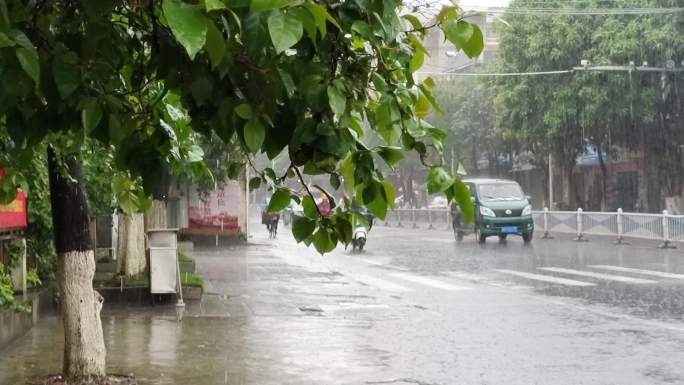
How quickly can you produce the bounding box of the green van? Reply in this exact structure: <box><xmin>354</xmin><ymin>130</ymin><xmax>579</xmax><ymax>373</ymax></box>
<box><xmin>451</xmin><ymin>178</ymin><xmax>534</xmax><ymax>244</ymax></box>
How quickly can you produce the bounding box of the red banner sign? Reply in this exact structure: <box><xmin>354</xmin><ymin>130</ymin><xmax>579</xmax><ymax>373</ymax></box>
<box><xmin>0</xmin><ymin>169</ymin><xmax>28</xmax><ymax>230</ymax></box>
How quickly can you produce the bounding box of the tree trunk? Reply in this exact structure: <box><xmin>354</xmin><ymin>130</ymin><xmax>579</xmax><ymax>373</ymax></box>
<box><xmin>47</xmin><ymin>147</ymin><xmax>106</xmax><ymax>384</ymax></box>
<box><xmin>144</xmin><ymin>199</ymin><xmax>167</xmax><ymax>230</ymax></box>
<box><xmin>116</xmin><ymin>213</ymin><xmax>146</xmax><ymax>277</ymax></box>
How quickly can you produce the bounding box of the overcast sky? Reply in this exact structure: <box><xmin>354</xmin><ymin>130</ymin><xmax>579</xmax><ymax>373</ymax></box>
<box><xmin>458</xmin><ymin>0</ymin><xmax>511</xmax><ymax>9</ymax></box>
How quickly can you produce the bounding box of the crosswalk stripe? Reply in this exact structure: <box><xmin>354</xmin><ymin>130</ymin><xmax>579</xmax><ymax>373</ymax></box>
<box><xmin>495</xmin><ymin>269</ymin><xmax>596</xmax><ymax>287</ymax></box>
<box><xmin>538</xmin><ymin>267</ymin><xmax>657</xmax><ymax>284</ymax></box>
<box><xmin>389</xmin><ymin>273</ymin><xmax>471</xmax><ymax>291</ymax></box>
<box><xmin>589</xmin><ymin>265</ymin><xmax>684</xmax><ymax>280</ymax></box>
<box><xmin>347</xmin><ymin>256</ymin><xmax>386</xmax><ymax>266</ymax></box>
<box><xmin>447</xmin><ymin>271</ymin><xmax>487</xmax><ymax>282</ymax></box>
<box><xmin>353</xmin><ymin>274</ymin><xmax>414</xmax><ymax>292</ymax></box>
<box><xmin>318</xmin><ymin>303</ymin><xmax>390</xmax><ymax>312</ymax></box>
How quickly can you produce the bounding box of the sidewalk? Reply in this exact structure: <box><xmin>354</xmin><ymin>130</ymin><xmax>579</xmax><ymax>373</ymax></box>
<box><xmin>0</xmin><ymin>233</ymin><xmax>398</xmax><ymax>385</ymax></box>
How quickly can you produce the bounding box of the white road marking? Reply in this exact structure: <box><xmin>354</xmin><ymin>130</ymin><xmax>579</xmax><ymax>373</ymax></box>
<box><xmin>347</xmin><ymin>256</ymin><xmax>386</xmax><ymax>266</ymax></box>
<box><xmin>538</xmin><ymin>267</ymin><xmax>657</xmax><ymax>284</ymax></box>
<box><xmin>319</xmin><ymin>303</ymin><xmax>390</xmax><ymax>312</ymax></box>
<box><xmin>495</xmin><ymin>269</ymin><xmax>596</xmax><ymax>287</ymax></box>
<box><xmin>589</xmin><ymin>265</ymin><xmax>684</xmax><ymax>280</ymax></box>
<box><xmin>389</xmin><ymin>273</ymin><xmax>471</xmax><ymax>291</ymax></box>
<box><xmin>353</xmin><ymin>274</ymin><xmax>414</xmax><ymax>292</ymax></box>
<box><xmin>446</xmin><ymin>271</ymin><xmax>487</xmax><ymax>282</ymax></box>
<box><xmin>343</xmin><ymin>255</ymin><xmax>410</xmax><ymax>271</ymax></box>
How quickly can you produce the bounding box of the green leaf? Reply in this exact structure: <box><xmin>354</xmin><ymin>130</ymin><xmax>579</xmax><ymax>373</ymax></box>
<box><xmin>409</xmin><ymin>47</ymin><xmax>424</xmax><ymax>73</ymax></box>
<box><xmin>418</xmin><ymin>84</ymin><xmax>444</xmax><ymax>114</ymax></box>
<box><xmin>204</xmin><ymin>0</ymin><xmax>226</xmax><ymax>11</ymax></box>
<box><xmin>341</xmin><ymin>155</ymin><xmax>355</xmax><ymax>193</ymax></box>
<box><xmin>249</xmin><ymin>177</ymin><xmax>261</xmax><ymax>190</ymax></box>
<box><xmin>235</xmin><ymin>103</ymin><xmax>253</xmax><ymax>119</ymax></box>
<box><xmin>267</xmin><ymin>9</ymin><xmax>303</xmax><ymax>53</ymax></box>
<box><xmin>428</xmin><ymin>127</ymin><xmax>448</xmax><ymax>141</ymax></box>
<box><xmin>426</xmin><ymin>167</ymin><xmax>454</xmax><ymax>194</ymax></box>
<box><xmin>16</xmin><ymin>47</ymin><xmax>39</xmax><ymax>86</ymax></box>
<box><xmin>451</xmin><ymin>179</ymin><xmax>474</xmax><ymax>223</ymax></box>
<box><xmin>462</xmin><ymin>24</ymin><xmax>484</xmax><ymax>59</ymax></box>
<box><xmin>329</xmin><ymin>173</ymin><xmax>340</xmax><ymax>190</ymax></box>
<box><xmin>364</xmin><ymin>181</ymin><xmax>387</xmax><ymax>220</ymax></box>
<box><xmin>335</xmin><ymin>217</ymin><xmax>353</xmax><ymax>245</ymax></box>
<box><xmin>436</xmin><ymin>5</ymin><xmax>459</xmax><ymax>23</ymax></box>
<box><xmin>423</xmin><ymin>77</ymin><xmax>436</xmax><ymax>88</ymax></box>
<box><xmin>277</xmin><ymin>68</ymin><xmax>296</xmax><ymax>98</ymax></box>
<box><xmin>313</xmin><ymin>228</ymin><xmax>335</xmax><ymax>254</ymax></box>
<box><xmin>243</xmin><ymin>117</ymin><xmax>265</xmax><ymax>152</ymax></box>
<box><xmin>302</xmin><ymin>195</ymin><xmax>316</xmax><ymax>218</ymax></box>
<box><xmin>303</xmin><ymin>2</ymin><xmax>339</xmax><ymax>37</ymax></box>
<box><xmin>250</xmin><ymin>0</ymin><xmax>297</xmax><ymax>12</ymax></box>
<box><xmin>402</xmin><ymin>14</ymin><xmax>422</xmax><ymax>32</ymax></box>
<box><xmin>205</xmin><ymin>20</ymin><xmax>226</xmax><ymax>68</ymax></box>
<box><xmin>376</xmin><ymin>146</ymin><xmax>403</xmax><ymax>167</ymax></box>
<box><xmin>162</xmin><ymin>0</ymin><xmax>209</xmax><ymax>60</ymax></box>
<box><xmin>443</xmin><ymin>20</ymin><xmax>473</xmax><ymax>50</ymax></box>
<box><xmin>327</xmin><ymin>84</ymin><xmax>346</xmax><ymax>117</ymax></box>
<box><xmin>264</xmin><ymin>168</ymin><xmax>277</xmax><ymax>182</ymax></box>
<box><xmin>268</xmin><ymin>188</ymin><xmax>291</xmax><ymax>212</ymax></box>
<box><xmin>290</xmin><ymin>6</ymin><xmax>317</xmax><ymax>44</ymax></box>
<box><xmin>382</xmin><ymin>180</ymin><xmax>396</xmax><ymax>209</ymax></box>
<box><xmin>292</xmin><ymin>216</ymin><xmax>316</xmax><ymax>242</ymax></box>
<box><xmin>415</xmin><ymin>93</ymin><xmax>431</xmax><ymax>118</ymax></box>
<box><xmin>108</xmin><ymin>114</ymin><xmax>126</xmax><ymax>144</ymax></box>
<box><xmin>0</xmin><ymin>0</ymin><xmax>8</xmax><ymax>26</ymax></box>
<box><xmin>52</xmin><ymin>51</ymin><xmax>80</xmax><ymax>99</ymax></box>
<box><xmin>82</xmin><ymin>102</ymin><xmax>103</xmax><ymax>133</ymax></box>
<box><xmin>0</xmin><ymin>32</ymin><xmax>13</xmax><ymax>48</ymax></box>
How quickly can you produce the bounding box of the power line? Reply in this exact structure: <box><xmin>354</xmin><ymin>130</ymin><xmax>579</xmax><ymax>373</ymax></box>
<box><xmin>416</xmin><ymin>64</ymin><xmax>684</xmax><ymax>77</ymax></box>
<box><xmin>417</xmin><ymin>69</ymin><xmax>573</xmax><ymax>76</ymax></box>
<box><xmin>466</xmin><ymin>7</ymin><xmax>684</xmax><ymax>15</ymax></box>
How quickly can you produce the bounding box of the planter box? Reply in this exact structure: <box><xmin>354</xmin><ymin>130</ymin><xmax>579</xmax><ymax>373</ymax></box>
<box><xmin>182</xmin><ymin>286</ymin><xmax>202</xmax><ymax>300</ymax></box>
<box><xmin>0</xmin><ymin>286</ymin><xmax>54</xmax><ymax>349</ymax></box>
<box><xmin>179</xmin><ymin>261</ymin><xmax>196</xmax><ymax>274</ymax></box>
<box><xmin>96</xmin><ymin>262</ymin><xmax>117</xmax><ymax>273</ymax></box>
<box><xmin>97</xmin><ymin>286</ymin><xmax>202</xmax><ymax>305</ymax></box>
<box><xmin>178</xmin><ymin>241</ymin><xmax>194</xmax><ymax>252</ymax></box>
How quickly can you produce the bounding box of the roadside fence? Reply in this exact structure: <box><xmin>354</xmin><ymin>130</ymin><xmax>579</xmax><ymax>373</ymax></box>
<box><xmin>379</xmin><ymin>207</ymin><xmax>683</xmax><ymax>248</ymax></box>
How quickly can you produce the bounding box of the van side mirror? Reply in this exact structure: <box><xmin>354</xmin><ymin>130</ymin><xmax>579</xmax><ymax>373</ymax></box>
<box><xmin>526</xmin><ymin>195</ymin><xmax>532</xmax><ymax>201</ymax></box>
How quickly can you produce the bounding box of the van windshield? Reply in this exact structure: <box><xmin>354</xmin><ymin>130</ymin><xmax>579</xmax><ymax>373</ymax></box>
<box><xmin>478</xmin><ymin>183</ymin><xmax>524</xmax><ymax>202</ymax></box>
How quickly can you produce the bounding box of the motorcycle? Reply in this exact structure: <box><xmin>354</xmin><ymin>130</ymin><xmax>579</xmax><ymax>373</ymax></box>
<box><xmin>351</xmin><ymin>204</ymin><xmax>373</xmax><ymax>252</ymax></box>
<box><xmin>352</xmin><ymin>224</ymin><xmax>367</xmax><ymax>251</ymax></box>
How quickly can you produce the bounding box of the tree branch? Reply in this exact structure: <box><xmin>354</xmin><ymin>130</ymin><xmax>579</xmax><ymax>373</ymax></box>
<box><xmin>294</xmin><ymin>166</ymin><xmax>323</xmax><ymax>217</ymax></box>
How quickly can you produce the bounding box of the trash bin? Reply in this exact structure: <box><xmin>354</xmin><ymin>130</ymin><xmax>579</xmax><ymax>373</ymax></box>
<box><xmin>147</xmin><ymin>229</ymin><xmax>179</xmax><ymax>295</ymax></box>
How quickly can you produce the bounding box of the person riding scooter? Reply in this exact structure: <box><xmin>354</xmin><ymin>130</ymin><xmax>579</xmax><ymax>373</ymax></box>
<box><xmin>350</xmin><ymin>197</ymin><xmax>373</xmax><ymax>251</ymax></box>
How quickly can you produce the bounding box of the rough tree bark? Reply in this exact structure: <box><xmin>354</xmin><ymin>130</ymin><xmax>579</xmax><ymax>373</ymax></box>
<box><xmin>144</xmin><ymin>200</ymin><xmax>167</xmax><ymax>230</ymax></box>
<box><xmin>47</xmin><ymin>147</ymin><xmax>106</xmax><ymax>384</ymax></box>
<box><xmin>116</xmin><ymin>213</ymin><xmax>146</xmax><ymax>277</ymax></box>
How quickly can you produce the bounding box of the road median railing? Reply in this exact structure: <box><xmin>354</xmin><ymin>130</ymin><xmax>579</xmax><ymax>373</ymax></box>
<box><xmin>379</xmin><ymin>207</ymin><xmax>683</xmax><ymax>249</ymax></box>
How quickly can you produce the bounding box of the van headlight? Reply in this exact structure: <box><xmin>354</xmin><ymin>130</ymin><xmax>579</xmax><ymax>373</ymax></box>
<box><xmin>480</xmin><ymin>206</ymin><xmax>496</xmax><ymax>217</ymax></box>
<box><xmin>522</xmin><ymin>205</ymin><xmax>532</xmax><ymax>216</ymax></box>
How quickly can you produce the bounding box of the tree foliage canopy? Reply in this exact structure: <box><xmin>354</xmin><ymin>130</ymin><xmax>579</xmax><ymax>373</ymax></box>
<box><xmin>495</xmin><ymin>0</ymin><xmax>684</xmax><ymax>199</ymax></box>
<box><xmin>0</xmin><ymin>0</ymin><xmax>483</xmax><ymax>254</ymax></box>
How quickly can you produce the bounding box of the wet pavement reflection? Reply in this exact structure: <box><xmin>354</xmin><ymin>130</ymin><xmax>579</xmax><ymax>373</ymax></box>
<box><xmin>2</xmin><ymin>225</ymin><xmax>684</xmax><ymax>384</ymax></box>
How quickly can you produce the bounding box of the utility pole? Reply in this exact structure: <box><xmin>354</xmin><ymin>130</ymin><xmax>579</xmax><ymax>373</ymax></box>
<box><xmin>450</xmin><ymin>147</ymin><xmax>455</xmax><ymax>174</ymax></box>
<box><xmin>548</xmin><ymin>153</ymin><xmax>554</xmax><ymax>210</ymax></box>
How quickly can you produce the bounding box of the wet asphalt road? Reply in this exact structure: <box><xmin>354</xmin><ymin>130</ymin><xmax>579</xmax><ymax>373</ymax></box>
<box><xmin>2</xmin><ymin>222</ymin><xmax>684</xmax><ymax>384</ymax></box>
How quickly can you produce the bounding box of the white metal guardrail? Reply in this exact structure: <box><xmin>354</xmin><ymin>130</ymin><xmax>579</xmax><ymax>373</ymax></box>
<box><xmin>380</xmin><ymin>207</ymin><xmax>683</xmax><ymax>248</ymax></box>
